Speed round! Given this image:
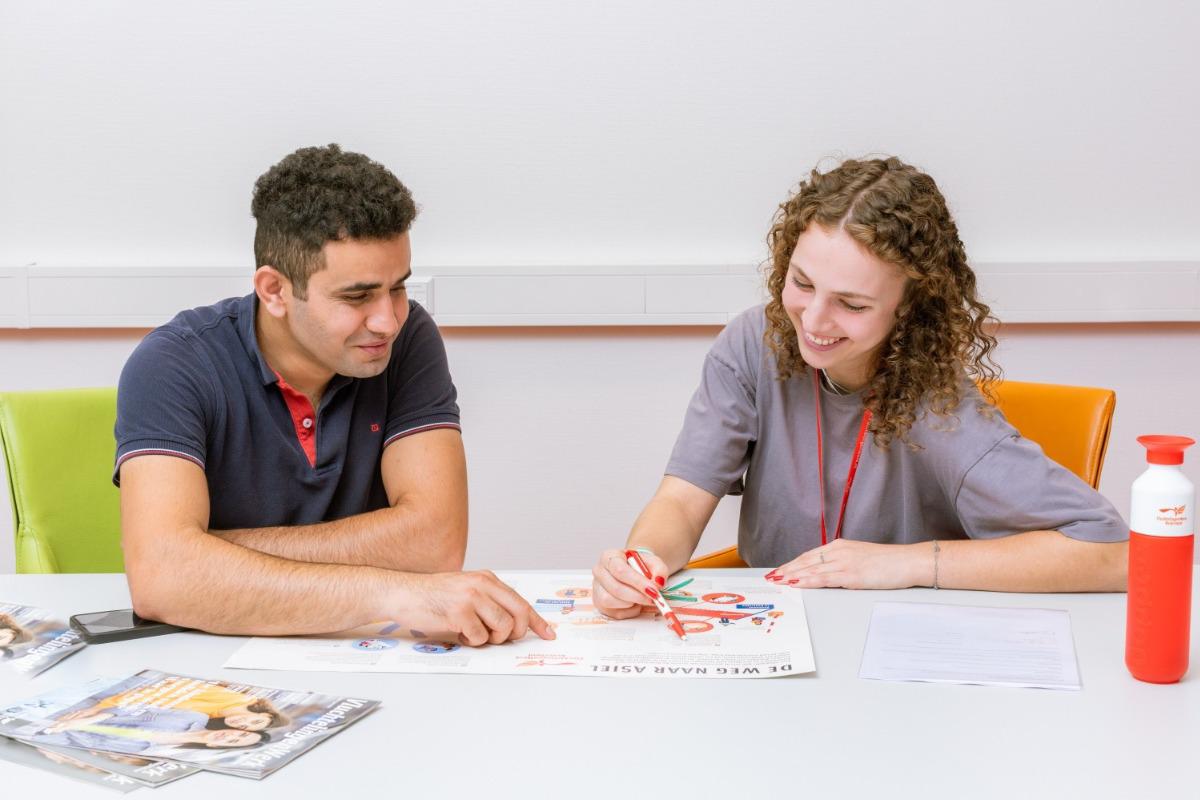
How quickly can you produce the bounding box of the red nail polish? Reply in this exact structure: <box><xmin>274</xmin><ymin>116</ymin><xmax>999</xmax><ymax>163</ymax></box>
<box><xmin>645</xmin><ymin>587</ymin><xmax>660</xmax><ymax>599</ymax></box>
<box><xmin>655</xmin><ymin>576</ymin><xmax>665</xmax><ymax>587</ymax></box>
<box><xmin>787</xmin><ymin>580</ymin><xmax>799</xmax><ymax>585</ymax></box>
<box><xmin>765</xmin><ymin>570</ymin><xmax>778</xmax><ymax>578</ymax></box>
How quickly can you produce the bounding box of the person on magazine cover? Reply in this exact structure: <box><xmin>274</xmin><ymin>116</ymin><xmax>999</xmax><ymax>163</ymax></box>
<box><xmin>592</xmin><ymin>156</ymin><xmax>1127</xmax><ymax>616</ymax></box>
<box><xmin>63</xmin><ymin>682</ymin><xmax>288</xmax><ymax>732</ymax></box>
<box><xmin>116</xmin><ymin>144</ymin><xmax>553</xmax><ymax>647</ymax></box>
<box><xmin>28</xmin><ymin>683</ymin><xmax>271</xmax><ymax>755</ymax></box>
<box><xmin>44</xmin><ymin>704</ymin><xmax>210</xmax><ymax>736</ymax></box>
<box><xmin>35</xmin><ymin>722</ymin><xmax>267</xmax><ymax>754</ymax></box>
<box><xmin>0</xmin><ymin>613</ymin><xmax>31</xmax><ymax>655</ymax></box>
<box><xmin>0</xmin><ymin>605</ymin><xmax>87</xmax><ymax>675</ymax></box>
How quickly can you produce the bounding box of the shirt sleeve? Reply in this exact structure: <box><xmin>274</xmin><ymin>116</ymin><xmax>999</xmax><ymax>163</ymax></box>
<box><xmin>954</xmin><ymin>433</ymin><xmax>1128</xmax><ymax>542</ymax></box>
<box><xmin>664</xmin><ymin>324</ymin><xmax>759</xmax><ymax>499</ymax></box>
<box><xmin>383</xmin><ymin>302</ymin><xmax>461</xmax><ymax>446</ymax></box>
<box><xmin>113</xmin><ymin>330</ymin><xmax>212</xmax><ymax>485</ymax></box>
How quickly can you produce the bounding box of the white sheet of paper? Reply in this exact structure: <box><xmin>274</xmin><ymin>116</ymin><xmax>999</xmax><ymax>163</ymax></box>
<box><xmin>858</xmin><ymin>602</ymin><xmax>1081</xmax><ymax>690</ymax></box>
<box><xmin>224</xmin><ymin>571</ymin><xmax>815</xmax><ymax>679</ymax></box>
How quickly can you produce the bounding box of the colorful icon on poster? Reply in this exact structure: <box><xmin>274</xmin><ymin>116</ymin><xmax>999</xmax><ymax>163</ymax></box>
<box><xmin>702</xmin><ymin>592</ymin><xmax>745</xmax><ymax>604</ymax></box>
<box><xmin>353</xmin><ymin>638</ymin><xmax>399</xmax><ymax>651</ymax></box>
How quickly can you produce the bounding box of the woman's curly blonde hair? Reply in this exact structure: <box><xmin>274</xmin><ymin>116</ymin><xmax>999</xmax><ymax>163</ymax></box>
<box><xmin>764</xmin><ymin>157</ymin><xmax>1000</xmax><ymax>447</ymax></box>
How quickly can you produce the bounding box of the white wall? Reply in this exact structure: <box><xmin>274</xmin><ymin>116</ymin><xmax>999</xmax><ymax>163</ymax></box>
<box><xmin>2</xmin><ymin>322</ymin><xmax>1198</xmax><ymax>573</ymax></box>
<box><xmin>1</xmin><ymin>1</ymin><xmax>1197</xmax><ymax>269</ymax></box>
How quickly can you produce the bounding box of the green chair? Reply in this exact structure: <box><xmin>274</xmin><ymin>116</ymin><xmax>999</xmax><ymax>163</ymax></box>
<box><xmin>0</xmin><ymin>387</ymin><xmax>124</xmax><ymax>573</ymax></box>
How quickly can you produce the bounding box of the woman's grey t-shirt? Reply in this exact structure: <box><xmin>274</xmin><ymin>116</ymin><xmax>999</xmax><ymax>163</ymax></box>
<box><xmin>666</xmin><ymin>307</ymin><xmax>1128</xmax><ymax>568</ymax></box>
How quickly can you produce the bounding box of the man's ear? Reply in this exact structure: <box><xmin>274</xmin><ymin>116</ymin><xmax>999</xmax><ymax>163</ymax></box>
<box><xmin>254</xmin><ymin>266</ymin><xmax>292</xmax><ymax>319</ymax></box>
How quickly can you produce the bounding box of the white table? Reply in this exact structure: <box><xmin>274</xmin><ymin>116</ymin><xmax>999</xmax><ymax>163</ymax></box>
<box><xmin>1</xmin><ymin>572</ymin><xmax>1195</xmax><ymax>799</ymax></box>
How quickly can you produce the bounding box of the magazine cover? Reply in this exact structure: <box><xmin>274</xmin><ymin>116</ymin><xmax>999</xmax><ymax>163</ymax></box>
<box><xmin>0</xmin><ymin>601</ymin><xmax>86</xmax><ymax>676</ymax></box>
<box><xmin>1</xmin><ymin>677</ymin><xmax>200</xmax><ymax>787</ymax></box>
<box><xmin>0</xmin><ymin>734</ymin><xmax>142</xmax><ymax>792</ymax></box>
<box><xmin>3</xmin><ymin>670</ymin><xmax>380</xmax><ymax>779</ymax></box>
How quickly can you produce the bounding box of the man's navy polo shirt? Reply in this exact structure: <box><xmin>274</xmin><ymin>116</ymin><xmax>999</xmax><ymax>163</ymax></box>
<box><xmin>114</xmin><ymin>293</ymin><xmax>460</xmax><ymax>530</ymax></box>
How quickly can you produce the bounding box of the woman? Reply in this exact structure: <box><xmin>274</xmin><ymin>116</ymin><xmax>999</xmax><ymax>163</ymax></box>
<box><xmin>203</xmin><ymin>698</ymin><xmax>288</xmax><ymax>732</ymax></box>
<box><xmin>593</xmin><ymin>157</ymin><xmax>1127</xmax><ymax>616</ymax></box>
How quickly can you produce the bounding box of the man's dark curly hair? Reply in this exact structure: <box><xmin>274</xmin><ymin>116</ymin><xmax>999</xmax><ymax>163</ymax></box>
<box><xmin>251</xmin><ymin>144</ymin><xmax>417</xmax><ymax>298</ymax></box>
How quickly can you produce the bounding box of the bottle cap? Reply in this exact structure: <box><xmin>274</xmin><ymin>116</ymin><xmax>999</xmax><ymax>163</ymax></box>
<box><xmin>1137</xmin><ymin>435</ymin><xmax>1195</xmax><ymax>465</ymax></box>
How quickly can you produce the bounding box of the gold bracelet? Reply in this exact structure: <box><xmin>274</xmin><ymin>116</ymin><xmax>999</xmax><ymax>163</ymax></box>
<box><xmin>932</xmin><ymin>540</ymin><xmax>941</xmax><ymax>590</ymax></box>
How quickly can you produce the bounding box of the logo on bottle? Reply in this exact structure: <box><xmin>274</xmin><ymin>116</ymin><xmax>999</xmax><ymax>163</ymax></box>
<box><xmin>1155</xmin><ymin>504</ymin><xmax>1188</xmax><ymax>526</ymax></box>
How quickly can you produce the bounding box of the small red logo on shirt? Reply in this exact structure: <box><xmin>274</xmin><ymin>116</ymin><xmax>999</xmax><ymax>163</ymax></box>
<box><xmin>370</xmin><ymin>423</ymin><xmax>381</xmax><ymax>433</ymax></box>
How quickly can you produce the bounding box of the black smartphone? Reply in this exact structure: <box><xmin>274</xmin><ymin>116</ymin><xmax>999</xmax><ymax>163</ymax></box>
<box><xmin>68</xmin><ymin>609</ymin><xmax>187</xmax><ymax>644</ymax></box>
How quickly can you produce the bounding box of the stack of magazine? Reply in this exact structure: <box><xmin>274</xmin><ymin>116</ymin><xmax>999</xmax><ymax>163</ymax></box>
<box><xmin>0</xmin><ymin>669</ymin><xmax>379</xmax><ymax>788</ymax></box>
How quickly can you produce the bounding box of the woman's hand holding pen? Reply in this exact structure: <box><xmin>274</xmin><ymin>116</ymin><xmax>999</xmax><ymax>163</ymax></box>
<box><xmin>591</xmin><ymin>547</ymin><xmax>669</xmax><ymax>619</ymax></box>
<box><xmin>765</xmin><ymin>539</ymin><xmax>929</xmax><ymax>590</ymax></box>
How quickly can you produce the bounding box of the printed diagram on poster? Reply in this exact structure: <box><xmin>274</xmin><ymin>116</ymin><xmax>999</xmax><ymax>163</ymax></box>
<box><xmin>225</xmin><ymin>571</ymin><xmax>815</xmax><ymax>679</ymax></box>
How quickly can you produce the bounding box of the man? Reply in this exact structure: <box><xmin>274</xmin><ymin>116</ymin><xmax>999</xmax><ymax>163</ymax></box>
<box><xmin>115</xmin><ymin>144</ymin><xmax>551</xmax><ymax>646</ymax></box>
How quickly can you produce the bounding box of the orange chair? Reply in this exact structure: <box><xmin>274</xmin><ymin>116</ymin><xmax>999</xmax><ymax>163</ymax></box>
<box><xmin>685</xmin><ymin>379</ymin><xmax>1117</xmax><ymax>569</ymax></box>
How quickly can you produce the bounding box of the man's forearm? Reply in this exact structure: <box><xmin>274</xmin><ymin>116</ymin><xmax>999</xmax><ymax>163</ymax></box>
<box><xmin>213</xmin><ymin>503</ymin><xmax>465</xmax><ymax>573</ymax></box>
<box><xmin>923</xmin><ymin>530</ymin><xmax>1128</xmax><ymax>592</ymax></box>
<box><xmin>128</xmin><ymin>528</ymin><xmax>410</xmax><ymax>635</ymax></box>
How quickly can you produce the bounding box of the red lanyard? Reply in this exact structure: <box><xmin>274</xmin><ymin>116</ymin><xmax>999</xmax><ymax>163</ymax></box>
<box><xmin>812</xmin><ymin>371</ymin><xmax>872</xmax><ymax>546</ymax></box>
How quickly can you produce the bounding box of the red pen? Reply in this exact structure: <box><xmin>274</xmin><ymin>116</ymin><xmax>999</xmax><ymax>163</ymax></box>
<box><xmin>625</xmin><ymin>549</ymin><xmax>688</xmax><ymax>641</ymax></box>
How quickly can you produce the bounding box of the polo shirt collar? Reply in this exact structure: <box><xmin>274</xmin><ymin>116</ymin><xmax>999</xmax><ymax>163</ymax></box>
<box><xmin>236</xmin><ymin>292</ymin><xmax>355</xmax><ymax>399</ymax></box>
<box><xmin>237</xmin><ymin>293</ymin><xmax>284</xmax><ymax>387</ymax></box>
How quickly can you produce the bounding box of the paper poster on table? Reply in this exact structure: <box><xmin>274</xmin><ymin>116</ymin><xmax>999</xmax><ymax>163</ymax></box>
<box><xmin>858</xmin><ymin>602</ymin><xmax>1083</xmax><ymax>690</ymax></box>
<box><xmin>225</xmin><ymin>571</ymin><xmax>816</xmax><ymax>679</ymax></box>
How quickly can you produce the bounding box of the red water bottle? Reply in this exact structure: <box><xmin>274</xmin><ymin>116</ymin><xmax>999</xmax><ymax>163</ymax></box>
<box><xmin>1126</xmin><ymin>435</ymin><xmax>1194</xmax><ymax>683</ymax></box>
